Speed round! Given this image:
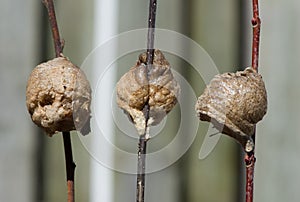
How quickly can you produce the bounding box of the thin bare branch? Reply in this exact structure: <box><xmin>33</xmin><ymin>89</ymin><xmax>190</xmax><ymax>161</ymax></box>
<box><xmin>136</xmin><ymin>1</ymin><xmax>157</xmax><ymax>202</ymax></box>
<box><xmin>251</xmin><ymin>0</ymin><xmax>261</xmax><ymax>72</ymax></box>
<box><xmin>245</xmin><ymin>0</ymin><xmax>261</xmax><ymax>201</ymax></box>
<box><xmin>43</xmin><ymin>1</ymin><xmax>75</xmax><ymax>201</ymax></box>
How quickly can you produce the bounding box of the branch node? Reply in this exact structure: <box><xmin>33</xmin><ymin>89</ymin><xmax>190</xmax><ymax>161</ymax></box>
<box><xmin>245</xmin><ymin>152</ymin><xmax>256</xmax><ymax>167</ymax></box>
<box><xmin>251</xmin><ymin>17</ymin><xmax>261</xmax><ymax>27</ymax></box>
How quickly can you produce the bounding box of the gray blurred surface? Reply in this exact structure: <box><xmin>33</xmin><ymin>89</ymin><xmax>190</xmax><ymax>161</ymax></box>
<box><xmin>255</xmin><ymin>1</ymin><xmax>300</xmax><ymax>201</ymax></box>
<box><xmin>0</xmin><ymin>0</ymin><xmax>40</xmax><ymax>201</ymax></box>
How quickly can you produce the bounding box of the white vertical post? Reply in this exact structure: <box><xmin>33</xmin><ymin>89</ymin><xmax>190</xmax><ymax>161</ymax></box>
<box><xmin>90</xmin><ymin>1</ymin><xmax>118</xmax><ymax>202</ymax></box>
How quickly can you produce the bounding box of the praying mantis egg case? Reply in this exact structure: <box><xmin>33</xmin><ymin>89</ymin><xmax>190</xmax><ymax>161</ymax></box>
<box><xmin>26</xmin><ymin>56</ymin><xmax>91</xmax><ymax>136</ymax></box>
<box><xmin>116</xmin><ymin>50</ymin><xmax>180</xmax><ymax>135</ymax></box>
<box><xmin>195</xmin><ymin>67</ymin><xmax>267</xmax><ymax>148</ymax></box>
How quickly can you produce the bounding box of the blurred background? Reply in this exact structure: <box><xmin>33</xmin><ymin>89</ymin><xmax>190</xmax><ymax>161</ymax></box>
<box><xmin>0</xmin><ymin>0</ymin><xmax>299</xmax><ymax>201</ymax></box>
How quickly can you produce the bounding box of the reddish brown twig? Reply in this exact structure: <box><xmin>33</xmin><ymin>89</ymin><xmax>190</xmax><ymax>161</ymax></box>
<box><xmin>136</xmin><ymin>1</ymin><xmax>157</xmax><ymax>202</ymax></box>
<box><xmin>43</xmin><ymin>1</ymin><xmax>75</xmax><ymax>201</ymax></box>
<box><xmin>42</xmin><ymin>0</ymin><xmax>63</xmax><ymax>57</ymax></box>
<box><xmin>245</xmin><ymin>151</ymin><xmax>256</xmax><ymax>202</ymax></box>
<box><xmin>251</xmin><ymin>0</ymin><xmax>261</xmax><ymax>72</ymax></box>
<box><xmin>245</xmin><ymin>0</ymin><xmax>261</xmax><ymax>201</ymax></box>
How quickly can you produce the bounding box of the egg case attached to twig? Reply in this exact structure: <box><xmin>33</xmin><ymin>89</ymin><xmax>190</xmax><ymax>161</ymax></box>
<box><xmin>195</xmin><ymin>67</ymin><xmax>267</xmax><ymax>151</ymax></box>
<box><xmin>26</xmin><ymin>56</ymin><xmax>91</xmax><ymax>136</ymax></box>
<box><xmin>116</xmin><ymin>50</ymin><xmax>180</xmax><ymax>135</ymax></box>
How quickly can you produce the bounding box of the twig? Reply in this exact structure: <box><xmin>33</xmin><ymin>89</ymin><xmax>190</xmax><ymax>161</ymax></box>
<box><xmin>63</xmin><ymin>133</ymin><xmax>76</xmax><ymax>202</ymax></box>
<box><xmin>251</xmin><ymin>0</ymin><xmax>261</xmax><ymax>71</ymax></box>
<box><xmin>43</xmin><ymin>1</ymin><xmax>76</xmax><ymax>201</ymax></box>
<box><xmin>146</xmin><ymin>0</ymin><xmax>157</xmax><ymax>66</ymax></box>
<box><xmin>136</xmin><ymin>134</ymin><xmax>148</xmax><ymax>202</ymax></box>
<box><xmin>245</xmin><ymin>0</ymin><xmax>261</xmax><ymax>201</ymax></box>
<box><xmin>42</xmin><ymin>0</ymin><xmax>63</xmax><ymax>57</ymax></box>
<box><xmin>245</xmin><ymin>151</ymin><xmax>256</xmax><ymax>202</ymax></box>
<box><xmin>136</xmin><ymin>1</ymin><xmax>157</xmax><ymax>202</ymax></box>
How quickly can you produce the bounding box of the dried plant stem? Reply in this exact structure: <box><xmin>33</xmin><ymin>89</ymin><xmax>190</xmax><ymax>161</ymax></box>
<box><xmin>43</xmin><ymin>1</ymin><xmax>75</xmax><ymax>201</ymax></box>
<box><xmin>245</xmin><ymin>151</ymin><xmax>255</xmax><ymax>202</ymax></box>
<box><xmin>245</xmin><ymin>0</ymin><xmax>261</xmax><ymax>201</ymax></box>
<box><xmin>251</xmin><ymin>0</ymin><xmax>261</xmax><ymax>71</ymax></box>
<box><xmin>136</xmin><ymin>1</ymin><xmax>157</xmax><ymax>202</ymax></box>
<box><xmin>42</xmin><ymin>0</ymin><xmax>63</xmax><ymax>57</ymax></box>
<box><xmin>136</xmin><ymin>134</ymin><xmax>148</xmax><ymax>202</ymax></box>
<box><xmin>146</xmin><ymin>0</ymin><xmax>157</xmax><ymax>66</ymax></box>
<box><xmin>63</xmin><ymin>132</ymin><xmax>76</xmax><ymax>202</ymax></box>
